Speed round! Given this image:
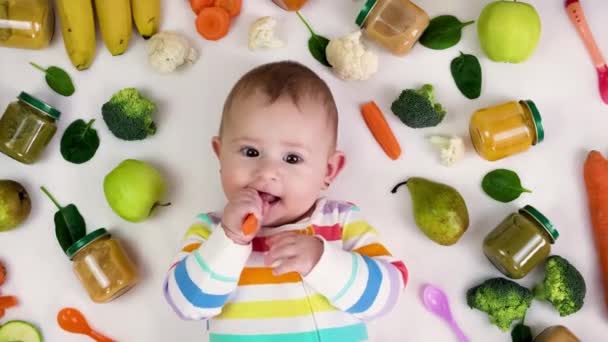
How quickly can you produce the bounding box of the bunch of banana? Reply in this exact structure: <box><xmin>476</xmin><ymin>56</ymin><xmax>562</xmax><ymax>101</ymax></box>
<box><xmin>56</xmin><ymin>0</ymin><xmax>96</xmax><ymax>70</ymax></box>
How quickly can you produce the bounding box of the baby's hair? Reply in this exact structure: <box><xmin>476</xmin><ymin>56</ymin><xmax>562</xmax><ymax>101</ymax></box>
<box><xmin>220</xmin><ymin>61</ymin><xmax>338</xmax><ymax>146</ymax></box>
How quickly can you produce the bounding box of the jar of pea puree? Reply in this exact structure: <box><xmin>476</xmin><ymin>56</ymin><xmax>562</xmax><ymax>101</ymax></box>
<box><xmin>0</xmin><ymin>92</ymin><xmax>60</xmax><ymax>164</ymax></box>
<box><xmin>483</xmin><ymin>205</ymin><xmax>558</xmax><ymax>279</ymax></box>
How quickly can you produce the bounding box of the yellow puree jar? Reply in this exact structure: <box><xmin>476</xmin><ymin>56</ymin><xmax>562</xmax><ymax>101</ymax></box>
<box><xmin>0</xmin><ymin>0</ymin><xmax>54</xmax><ymax>49</ymax></box>
<box><xmin>469</xmin><ymin>100</ymin><xmax>544</xmax><ymax>161</ymax></box>
<box><xmin>66</xmin><ymin>228</ymin><xmax>138</xmax><ymax>303</ymax></box>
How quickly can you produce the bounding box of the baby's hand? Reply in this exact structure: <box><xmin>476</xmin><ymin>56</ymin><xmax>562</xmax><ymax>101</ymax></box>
<box><xmin>221</xmin><ymin>188</ymin><xmax>263</xmax><ymax>245</ymax></box>
<box><xmin>264</xmin><ymin>232</ymin><xmax>324</xmax><ymax>276</ymax></box>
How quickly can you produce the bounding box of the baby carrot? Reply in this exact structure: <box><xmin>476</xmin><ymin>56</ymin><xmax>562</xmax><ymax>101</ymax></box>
<box><xmin>242</xmin><ymin>213</ymin><xmax>258</xmax><ymax>236</ymax></box>
<box><xmin>361</xmin><ymin>101</ymin><xmax>402</xmax><ymax>160</ymax></box>
<box><xmin>196</xmin><ymin>7</ymin><xmax>231</xmax><ymax>41</ymax></box>
<box><xmin>214</xmin><ymin>0</ymin><xmax>242</xmax><ymax>17</ymax></box>
<box><xmin>583</xmin><ymin>150</ymin><xmax>608</xmax><ymax>310</ymax></box>
<box><xmin>190</xmin><ymin>0</ymin><xmax>214</xmax><ymax>14</ymax></box>
<box><xmin>0</xmin><ymin>295</ymin><xmax>17</xmax><ymax>309</ymax></box>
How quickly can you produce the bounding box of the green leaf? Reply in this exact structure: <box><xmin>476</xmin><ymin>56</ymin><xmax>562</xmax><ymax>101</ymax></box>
<box><xmin>30</xmin><ymin>62</ymin><xmax>75</xmax><ymax>97</ymax></box>
<box><xmin>296</xmin><ymin>11</ymin><xmax>331</xmax><ymax>67</ymax></box>
<box><xmin>511</xmin><ymin>322</ymin><xmax>532</xmax><ymax>342</ymax></box>
<box><xmin>41</xmin><ymin>186</ymin><xmax>87</xmax><ymax>253</ymax></box>
<box><xmin>419</xmin><ymin>15</ymin><xmax>474</xmax><ymax>50</ymax></box>
<box><xmin>60</xmin><ymin>119</ymin><xmax>100</xmax><ymax>164</ymax></box>
<box><xmin>451</xmin><ymin>52</ymin><xmax>482</xmax><ymax>99</ymax></box>
<box><xmin>482</xmin><ymin>169</ymin><xmax>532</xmax><ymax>203</ymax></box>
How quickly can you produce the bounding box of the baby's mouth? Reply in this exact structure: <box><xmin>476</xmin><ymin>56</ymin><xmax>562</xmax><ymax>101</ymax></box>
<box><xmin>259</xmin><ymin>192</ymin><xmax>280</xmax><ymax>206</ymax></box>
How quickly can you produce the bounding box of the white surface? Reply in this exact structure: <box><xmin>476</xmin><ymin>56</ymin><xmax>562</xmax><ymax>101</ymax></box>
<box><xmin>1</xmin><ymin>0</ymin><xmax>608</xmax><ymax>341</ymax></box>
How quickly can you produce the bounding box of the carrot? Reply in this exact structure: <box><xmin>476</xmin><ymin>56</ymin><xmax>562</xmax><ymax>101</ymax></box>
<box><xmin>360</xmin><ymin>101</ymin><xmax>402</xmax><ymax>160</ymax></box>
<box><xmin>196</xmin><ymin>7</ymin><xmax>231</xmax><ymax>41</ymax></box>
<box><xmin>190</xmin><ymin>0</ymin><xmax>215</xmax><ymax>14</ymax></box>
<box><xmin>214</xmin><ymin>0</ymin><xmax>242</xmax><ymax>17</ymax></box>
<box><xmin>242</xmin><ymin>213</ymin><xmax>257</xmax><ymax>236</ymax></box>
<box><xmin>583</xmin><ymin>150</ymin><xmax>608</xmax><ymax>310</ymax></box>
<box><xmin>0</xmin><ymin>261</ymin><xmax>5</xmax><ymax>286</ymax></box>
<box><xmin>0</xmin><ymin>296</ymin><xmax>17</xmax><ymax>309</ymax></box>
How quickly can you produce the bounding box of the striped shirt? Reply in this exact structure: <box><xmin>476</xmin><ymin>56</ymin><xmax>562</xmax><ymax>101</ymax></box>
<box><xmin>164</xmin><ymin>198</ymin><xmax>408</xmax><ymax>341</ymax></box>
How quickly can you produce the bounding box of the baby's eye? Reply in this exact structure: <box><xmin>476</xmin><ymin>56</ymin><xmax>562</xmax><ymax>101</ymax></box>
<box><xmin>240</xmin><ymin>147</ymin><xmax>259</xmax><ymax>158</ymax></box>
<box><xmin>284</xmin><ymin>153</ymin><xmax>303</xmax><ymax>164</ymax></box>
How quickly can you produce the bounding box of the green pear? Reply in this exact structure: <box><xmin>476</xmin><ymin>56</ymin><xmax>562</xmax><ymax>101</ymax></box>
<box><xmin>0</xmin><ymin>180</ymin><xmax>31</xmax><ymax>231</ymax></box>
<box><xmin>392</xmin><ymin>177</ymin><xmax>469</xmax><ymax>246</ymax></box>
<box><xmin>103</xmin><ymin>159</ymin><xmax>169</xmax><ymax>222</ymax></box>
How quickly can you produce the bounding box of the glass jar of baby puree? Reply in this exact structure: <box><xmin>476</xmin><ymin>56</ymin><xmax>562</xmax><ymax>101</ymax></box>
<box><xmin>483</xmin><ymin>205</ymin><xmax>558</xmax><ymax>279</ymax></box>
<box><xmin>0</xmin><ymin>0</ymin><xmax>54</xmax><ymax>49</ymax></box>
<box><xmin>66</xmin><ymin>228</ymin><xmax>138</xmax><ymax>303</ymax></box>
<box><xmin>0</xmin><ymin>92</ymin><xmax>60</xmax><ymax>164</ymax></box>
<box><xmin>355</xmin><ymin>0</ymin><xmax>429</xmax><ymax>56</ymax></box>
<box><xmin>272</xmin><ymin>0</ymin><xmax>307</xmax><ymax>11</ymax></box>
<box><xmin>469</xmin><ymin>100</ymin><xmax>544</xmax><ymax>161</ymax></box>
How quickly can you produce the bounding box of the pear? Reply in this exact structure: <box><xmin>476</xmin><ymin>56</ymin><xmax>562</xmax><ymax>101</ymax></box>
<box><xmin>0</xmin><ymin>180</ymin><xmax>31</xmax><ymax>232</ymax></box>
<box><xmin>392</xmin><ymin>177</ymin><xmax>469</xmax><ymax>246</ymax></box>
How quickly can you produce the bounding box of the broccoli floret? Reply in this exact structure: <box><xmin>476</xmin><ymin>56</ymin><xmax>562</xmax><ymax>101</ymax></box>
<box><xmin>391</xmin><ymin>84</ymin><xmax>446</xmax><ymax>128</ymax></box>
<box><xmin>467</xmin><ymin>277</ymin><xmax>533</xmax><ymax>331</ymax></box>
<box><xmin>534</xmin><ymin>255</ymin><xmax>586</xmax><ymax>317</ymax></box>
<box><xmin>101</xmin><ymin>88</ymin><xmax>157</xmax><ymax>141</ymax></box>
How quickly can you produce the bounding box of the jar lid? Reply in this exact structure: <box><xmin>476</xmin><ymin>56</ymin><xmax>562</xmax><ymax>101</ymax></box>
<box><xmin>356</xmin><ymin>0</ymin><xmax>378</xmax><ymax>26</ymax></box>
<box><xmin>18</xmin><ymin>92</ymin><xmax>61</xmax><ymax>120</ymax></box>
<box><xmin>66</xmin><ymin>228</ymin><xmax>110</xmax><ymax>259</ymax></box>
<box><xmin>519</xmin><ymin>205</ymin><xmax>558</xmax><ymax>243</ymax></box>
<box><xmin>522</xmin><ymin>100</ymin><xmax>543</xmax><ymax>144</ymax></box>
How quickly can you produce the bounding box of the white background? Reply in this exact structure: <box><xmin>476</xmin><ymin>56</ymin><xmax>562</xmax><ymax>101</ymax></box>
<box><xmin>2</xmin><ymin>0</ymin><xmax>608</xmax><ymax>341</ymax></box>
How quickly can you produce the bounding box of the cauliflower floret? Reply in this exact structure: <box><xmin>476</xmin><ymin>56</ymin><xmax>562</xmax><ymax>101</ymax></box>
<box><xmin>249</xmin><ymin>16</ymin><xmax>285</xmax><ymax>50</ymax></box>
<box><xmin>147</xmin><ymin>32</ymin><xmax>198</xmax><ymax>73</ymax></box>
<box><xmin>326</xmin><ymin>30</ymin><xmax>378</xmax><ymax>81</ymax></box>
<box><xmin>427</xmin><ymin>135</ymin><xmax>465</xmax><ymax>167</ymax></box>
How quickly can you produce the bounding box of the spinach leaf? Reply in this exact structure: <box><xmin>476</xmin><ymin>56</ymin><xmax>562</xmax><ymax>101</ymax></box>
<box><xmin>420</xmin><ymin>15</ymin><xmax>474</xmax><ymax>50</ymax></box>
<box><xmin>482</xmin><ymin>169</ymin><xmax>532</xmax><ymax>203</ymax></box>
<box><xmin>296</xmin><ymin>11</ymin><xmax>331</xmax><ymax>67</ymax></box>
<box><xmin>451</xmin><ymin>52</ymin><xmax>482</xmax><ymax>99</ymax></box>
<box><xmin>30</xmin><ymin>62</ymin><xmax>75</xmax><ymax>97</ymax></box>
<box><xmin>511</xmin><ymin>322</ymin><xmax>532</xmax><ymax>342</ymax></box>
<box><xmin>60</xmin><ymin>119</ymin><xmax>100</xmax><ymax>164</ymax></box>
<box><xmin>41</xmin><ymin>186</ymin><xmax>87</xmax><ymax>253</ymax></box>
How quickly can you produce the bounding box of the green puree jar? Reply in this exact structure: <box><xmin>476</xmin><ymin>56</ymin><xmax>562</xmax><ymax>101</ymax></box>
<box><xmin>0</xmin><ymin>92</ymin><xmax>60</xmax><ymax>164</ymax></box>
<box><xmin>483</xmin><ymin>205</ymin><xmax>559</xmax><ymax>279</ymax></box>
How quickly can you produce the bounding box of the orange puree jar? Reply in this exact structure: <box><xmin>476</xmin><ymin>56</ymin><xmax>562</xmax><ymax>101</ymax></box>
<box><xmin>67</xmin><ymin>228</ymin><xmax>138</xmax><ymax>303</ymax></box>
<box><xmin>469</xmin><ymin>100</ymin><xmax>545</xmax><ymax>161</ymax></box>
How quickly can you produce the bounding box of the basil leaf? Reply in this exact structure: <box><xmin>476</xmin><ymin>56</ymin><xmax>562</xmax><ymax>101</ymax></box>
<box><xmin>420</xmin><ymin>15</ymin><xmax>474</xmax><ymax>50</ymax></box>
<box><xmin>61</xmin><ymin>119</ymin><xmax>100</xmax><ymax>164</ymax></box>
<box><xmin>482</xmin><ymin>169</ymin><xmax>532</xmax><ymax>203</ymax></box>
<box><xmin>30</xmin><ymin>62</ymin><xmax>75</xmax><ymax>97</ymax></box>
<box><xmin>296</xmin><ymin>11</ymin><xmax>331</xmax><ymax>67</ymax></box>
<box><xmin>451</xmin><ymin>52</ymin><xmax>482</xmax><ymax>99</ymax></box>
<box><xmin>41</xmin><ymin>186</ymin><xmax>87</xmax><ymax>254</ymax></box>
<box><xmin>511</xmin><ymin>323</ymin><xmax>533</xmax><ymax>342</ymax></box>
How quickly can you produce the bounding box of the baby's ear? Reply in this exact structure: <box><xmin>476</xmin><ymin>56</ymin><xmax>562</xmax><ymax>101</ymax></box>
<box><xmin>325</xmin><ymin>150</ymin><xmax>346</xmax><ymax>184</ymax></box>
<box><xmin>211</xmin><ymin>136</ymin><xmax>221</xmax><ymax>158</ymax></box>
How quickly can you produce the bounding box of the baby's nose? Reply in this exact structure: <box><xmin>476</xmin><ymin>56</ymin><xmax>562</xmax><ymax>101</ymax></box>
<box><xmin>255</xmin><ymin>160</ymin><xmax>280</xmax><ymax>181</ymax></box>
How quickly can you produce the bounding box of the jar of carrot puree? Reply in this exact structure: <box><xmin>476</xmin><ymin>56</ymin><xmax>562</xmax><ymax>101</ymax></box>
<box><xmin>469</xmin><ymin>100</ymin><xmax>544</xmax><ymax>161</ymax></box>
<box><xmin>67</xmin><ymin>228</ymin><xmax>138</xmax><ymax>303</ymax></box>
<box><xmin>272</xmin><ymin>0</ymin><xmax>307</xmax><ymax>11</ymax></box>
<box><xmin>0</xmin><ymin>0</ymin><xmax>54</xmax><ymax>49</ymax></box>
<box><xmin>355</xmin><ymin>0</ymin><xmax>429</xmax><ymax>56</ymax></box>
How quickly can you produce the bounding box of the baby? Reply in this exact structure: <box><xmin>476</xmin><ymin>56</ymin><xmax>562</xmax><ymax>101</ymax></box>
<box><xmin>164</xmin><ymin>61</ymin><xmax>408</xmax><ymax>341</ymax></box>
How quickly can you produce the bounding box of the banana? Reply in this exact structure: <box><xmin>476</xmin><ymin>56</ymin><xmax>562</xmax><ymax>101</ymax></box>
<box><xmin>55</xmin><ymin>0</ymin><xmax>96</xmax><ymax>70</ymax></box>
<box><xmin>131</xmin><ymin>0</ymin><xmax>160</xmax><ymax>39</ymax></box>
<box><xmin>95</xmin><ymin>0</ymin><xmax>132</xmax><ymax>56</ymax></box>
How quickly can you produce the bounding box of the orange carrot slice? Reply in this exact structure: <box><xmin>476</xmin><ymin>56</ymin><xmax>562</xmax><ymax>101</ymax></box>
<box><xmin>0</xmin><ymin>261</ymin><xmax>5</xmax><ymax>286</ymax></box>
<box><xmin>214</xmin><ymin>0</ymin><xmax>242</xmax><ymax>17</ymax></box>
<box><xmin>196</xmin><ymin>7</ymin><xmax>231</xmax><ymax>41</ymax></box>
<box><xmin>190</xmin><ymin>0</ymin><xmax>215</xmax><ymax>14</ymax></box>
<box><xmin>242</xmin><ymin>214</ymin><xmax>258</xmax><ymax>236</ymax></box>
<box><xmin>361</xmin><ymin>101</ymin><xmax>402</xmax><ymax>160</ymax></box>
<box><xmin>0</xmin><ymin>296</ymin><xmax>17</xmax><ymax>309</ymax></box>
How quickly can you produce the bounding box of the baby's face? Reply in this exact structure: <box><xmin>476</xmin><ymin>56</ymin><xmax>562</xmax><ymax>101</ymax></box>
<box><xmin>213</xmin><ymin>92</ymin><xmax>344</xmax><ymax>227</ymax></box>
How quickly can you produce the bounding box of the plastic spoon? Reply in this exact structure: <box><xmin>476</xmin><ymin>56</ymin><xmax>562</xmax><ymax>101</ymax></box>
<box><xmin>57</xmin><ymin>307</ymin><xmax>115</xmax><ymax>342</ymax></box>
<box><xmin>565</xmin><ymin>0</ymin><xmax>608</xmax><ymax>104</ymax></box>
<box><xmin>421</xmin><ymin>284</ymin><xmax>469</xmax><ymax>342</ymax></box>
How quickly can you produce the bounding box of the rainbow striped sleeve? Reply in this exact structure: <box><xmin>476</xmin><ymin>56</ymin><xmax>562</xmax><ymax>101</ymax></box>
<box><xmin>163</xmin><ymin>214</ymin><xmax>251</xmax><ymax>320</ymax></box>
<box><xmin>304</xmin><ymin>206</ymin><xmax>408</xmax><ymax>321</ymax></box>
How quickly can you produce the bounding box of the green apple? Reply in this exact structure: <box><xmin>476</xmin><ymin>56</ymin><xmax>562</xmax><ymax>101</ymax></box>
<box><xmin>477</xmin><ymin>0</ymin><xmax>541</xmax><ymax>63</ymax></box>
<box><xmin>103</xmin><ymin>159</ymin><xmax>169</xmax><ymax>222</ymax></box>
<box><xmin>0</xmin><ymin>180</ymin><xmax>31</xmax><ymax>231</ymax></box>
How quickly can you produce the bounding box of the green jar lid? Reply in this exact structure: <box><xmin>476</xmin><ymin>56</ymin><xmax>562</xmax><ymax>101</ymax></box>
<box><xmin>18</xmin><ymin>92</ymin><xmax>61</xmax><ymax>120</ymax></box>
<box><xmin>356</xmin><ymin>0</ymin><xmax>378</xmax><ymax>26</ymax></box>
<box><xmin>520</xmin><ymin>205</ymin><xmax>558</xmax><ymax>243</ymax></box>
<box><xmin>522</xmin><ymin>100</ymin><xmax>543</xmax><ymax>144</ymax></box>
<box><xmin>66</xmin><ymin>228</ymin><xmax>109</xmax><ymax>259</ymax></box>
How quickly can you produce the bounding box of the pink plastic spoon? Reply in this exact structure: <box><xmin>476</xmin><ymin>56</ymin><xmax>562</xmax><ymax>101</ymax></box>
<box><xmin>421</xmin><ymin>284</ymin><xmax>469</xmax><ymax>342</ymax></box>
<box><xmin>57</xmin><ymin>307</ymin><xmax>115</xmax><ymax>342</ymax></box>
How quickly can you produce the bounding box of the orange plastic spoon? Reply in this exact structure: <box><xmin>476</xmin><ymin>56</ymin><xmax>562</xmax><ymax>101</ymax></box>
<box><xmin>242</xmin><ymin>213</ymin><xmax>258</xmax><ymax>236</ymax></box>
<box><xmin>57</xmin><ymin>308</ymin><xmax>115</xmax><ymax>342</ymax></box>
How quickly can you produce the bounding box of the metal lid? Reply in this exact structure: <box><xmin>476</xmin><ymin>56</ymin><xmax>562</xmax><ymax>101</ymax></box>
<box><xmin>519</xmin><ymin>205</ymin><xmax>558</xmax><ymax>243</ymax></box>
<box><xmin>66</xmin><ymin>228</ymin><xmax>110</xmax><ymax>259</ymax></box>
<box><xmin>18</xmin><ymin>92</ymin><xmax>61</xmax><ymax>120</ymax></box>
<box><xmin>356</xmin><ymin>0</ymin><xmax>378</xmax><ymax>26</ymax></box>
<box><xmin>522</xmin><ymin>100</ymin><xmax>543</xmax><ymax>144</ymax></box>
